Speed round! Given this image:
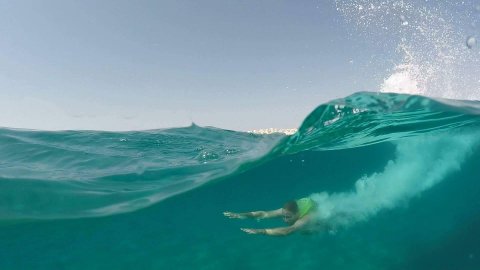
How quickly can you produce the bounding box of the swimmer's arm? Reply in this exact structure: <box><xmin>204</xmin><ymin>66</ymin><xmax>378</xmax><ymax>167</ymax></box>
<box><xmin>223</xmin><ymin>209</ymin><xmax>282</xmax><ymax>219</ymax></box>
<box><xmin>242</xmin><ymin>217</ymin><xmax>309</xmax><ymax>236</ymax></box>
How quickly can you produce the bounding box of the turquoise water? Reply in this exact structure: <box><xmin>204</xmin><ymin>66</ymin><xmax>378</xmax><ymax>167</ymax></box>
<box><xmin>1</xmin><ymin>92</ymin><xmax>480</xmax><ymax>269</ymax></box>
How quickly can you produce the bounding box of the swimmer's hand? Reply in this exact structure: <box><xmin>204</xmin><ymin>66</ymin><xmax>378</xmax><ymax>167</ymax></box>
<box><xmin>223</xmin><ymin>211</ymin><xmax>247</xmax><ymax>219</ymax></box>
<box><xmin>240</xmin><ymin>228</ymin><xmax>266</xmax><ymax>235</ymax></box>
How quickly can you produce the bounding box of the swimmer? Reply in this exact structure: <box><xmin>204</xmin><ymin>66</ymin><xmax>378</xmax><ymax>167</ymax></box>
<box><xmin>223</xmin><ymin>197</ymin><xmax>317</xmax><ymax>236</ymax></box>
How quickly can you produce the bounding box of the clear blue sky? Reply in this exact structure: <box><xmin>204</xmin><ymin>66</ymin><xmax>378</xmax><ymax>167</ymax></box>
<box><xmin>2</xmin><ymin>0</ymin><xmax>474</xmax><ymax>131</ymax></box>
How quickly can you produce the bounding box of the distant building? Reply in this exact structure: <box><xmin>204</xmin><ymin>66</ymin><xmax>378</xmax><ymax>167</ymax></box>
<box><xmin>248</xmin><ymin>128</ymin><xmax>297</xmax><ymax>135</ymax></box>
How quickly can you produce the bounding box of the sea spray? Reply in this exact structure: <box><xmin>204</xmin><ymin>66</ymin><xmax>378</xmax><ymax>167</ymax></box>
<box><xmin>335</xmin><ymin>0</ymin><xmax>480</xmax><ymax>99</ymax></box>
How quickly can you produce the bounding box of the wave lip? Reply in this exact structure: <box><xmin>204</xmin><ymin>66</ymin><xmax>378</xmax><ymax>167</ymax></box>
<box><xmin>280</xmin><ymin>92</ymin><xmax>480</xmax><ymax>154</ymax></box>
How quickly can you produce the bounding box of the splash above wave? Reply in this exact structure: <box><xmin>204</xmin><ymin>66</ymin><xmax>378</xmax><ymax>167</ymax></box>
<box><xmin>335</xmin><ymin>0</ymin><xmax>480</xmax><ymax>100</ymax></box>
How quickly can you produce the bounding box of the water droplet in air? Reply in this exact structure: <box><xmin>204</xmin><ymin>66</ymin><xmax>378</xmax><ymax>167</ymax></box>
<box><xmin>400</xmin><ymin>15</ymin><xmax>408</xmax><ymax>26</ymax></box>
<box><xmin>466</xmin><ymin>36</ymin><xmax>477</xmax><ymax>49</ymax></box>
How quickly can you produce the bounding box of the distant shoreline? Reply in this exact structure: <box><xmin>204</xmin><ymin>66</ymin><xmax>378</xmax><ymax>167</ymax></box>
<box><xmin>247</xmin><ymin>128</ymin><xmax>297</xmax><ymax>135</ymax></box>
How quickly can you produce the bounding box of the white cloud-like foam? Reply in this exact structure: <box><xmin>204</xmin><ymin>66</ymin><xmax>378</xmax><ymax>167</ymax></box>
<box><xmin>310</xmin><ymin>132</ymin><xmax>478</xmax><ymax>229</ymax></box>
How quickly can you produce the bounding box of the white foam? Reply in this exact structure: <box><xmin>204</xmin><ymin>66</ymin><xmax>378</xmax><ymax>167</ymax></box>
<box><xmin>310</xmin><ymin>133</ymin><xmax>478</xmax><ymax>228</ymax></box>
<box><xmin>381</xmin><ymin>63</ymin><xmax>421</xmax><ymax>95</ymax></box>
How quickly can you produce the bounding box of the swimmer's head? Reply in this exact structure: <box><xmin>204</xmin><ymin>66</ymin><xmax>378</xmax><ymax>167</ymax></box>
<box><xmin>282</xmin><ymin>200</ymin><xmax>299</xmax><ymax>224</ymax></box>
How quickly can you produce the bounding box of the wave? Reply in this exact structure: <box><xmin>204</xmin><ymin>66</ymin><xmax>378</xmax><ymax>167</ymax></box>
<box><xmin>1</xmin><ymin>92</ymin><xmax>479</xmax><ymax>221</ymax></box>
<box><xmin>278</xmin><ymin>92</ymin><xmax>480</xmax><ymax>153</ymax></box>
<box><xmin>0</xmin><ymin>125</ymin><xmax>281</xmax><ymax>220</ymax></box>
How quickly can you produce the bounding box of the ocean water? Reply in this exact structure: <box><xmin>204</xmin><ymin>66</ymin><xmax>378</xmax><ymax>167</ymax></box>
<box><xmin>1</xmin><ymin>92</ymin><xmax>480</xmax><ymax>269</ymax></box>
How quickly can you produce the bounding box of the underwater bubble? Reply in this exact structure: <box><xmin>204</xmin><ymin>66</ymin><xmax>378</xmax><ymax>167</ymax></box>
<box><xmin>224</xmin><ymin>148</ymin><xmax>239</xmax><ymax>155</ymax></box>
<box><xmin>466</xmin><ymin>36</ymin><xmax>477</xmax><ymax>49</ymax></box>
<box><xmin>196</xmin><ymin>150</ymin><xmax>220</xmax><ymax>163</ymax></box>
